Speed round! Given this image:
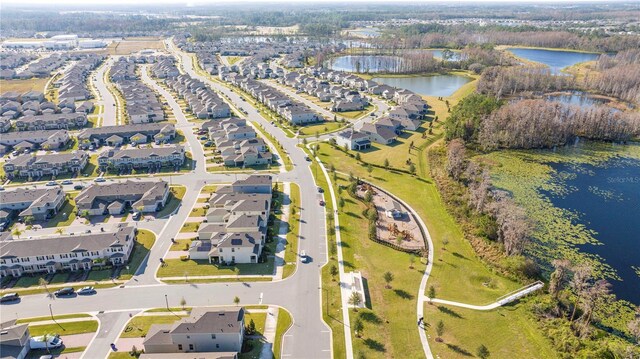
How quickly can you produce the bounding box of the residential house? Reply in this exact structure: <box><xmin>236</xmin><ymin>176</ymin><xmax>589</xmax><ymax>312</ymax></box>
<box><xmin>75</xmin><ymin>180</ymin><xmax>169</xmax><ymax>216</ymax></box>
<box><xmin>0</xmin><ymin>187</ymin><xmax>66</xmax><ymax>222</ymax></box>
<box><xmin>0</xmin><ymin>224</ymin><xmax>137</xmax><ymax>277</ymax></box>
<box><xmin>77</xmin><ymin>123</ymin><xmax>176</xmax><ymax>148</ymax></box>
<box><xmin>335</xmin><ymin>130</ymin><xmax>371</xmax><ymax>151</ymax></box>
<box><xmin>0</xmin><ymin>320</ymin><xmax>30</xmax><ymax>359</ymax></box>
<box><xmin>3</xmin><ymin>151</ymin><xmax>88</xmax><ymax>179</ymax></box>
<box><xmin>143</xmin><ymin>308</ymin><xmax>244</xmax><ymax>355</ymax></box>
<box><xmin>359</xmin><ymin>122</ymin><xmax>397</xmax><ymax>145</ymax></box>
<box><xmin>98</xmin><ymin>145</ymin><xmax>186</xmax><ymax>172</ymax></box>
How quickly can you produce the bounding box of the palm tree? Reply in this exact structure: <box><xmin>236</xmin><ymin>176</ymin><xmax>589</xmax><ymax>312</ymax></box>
<box><xmin>55</xmin><ymin>228</ymin><xmax>64</xmax><ymax>236</ymax></box>
<box><xmin>353</xmin><ymin>318</ymin><xmax>364</xmax><ymax>338</ymax></box>
<box><xmin>12</xmin><ymin>228</ymin><xmax>23</xmax><ymax>239</ymax></box>
<box><xmin>383</xmin><ymin>271</ymin><xmax>394</xmax><ymax>289</ymax></box>
<box><xmin>348</xmin><ymin>292</ymin><xmax>362</xmax><ymax>311</ymax></box>
<box><xmin>233</xmin><ymin>296</ymin><xmax>240</xmax><ymax>306</ymax></box>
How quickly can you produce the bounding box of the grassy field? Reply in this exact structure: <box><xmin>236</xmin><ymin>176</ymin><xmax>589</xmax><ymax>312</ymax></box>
<box><xmin>157</xmin><ymin>258</ymin><xmax>275</xmax><ymax>278</ymax></box>
<box><xmin>29</xmin><ymin>320</ymin><xmax>99</xmax><ymax>337</ymax></box>
<box><xmin>106</xmin><ymin>39</ymin><xmax>165</xmax><ymax>55</ymax></box>
<box><xmin>0</xmin><ymin>77</ymin><xmax>49</xmax><ymax>93</ymax></box>
<box><xmin>282</xmin><ymin>183</ymin><xmax>301</xmax><ymax>279</ymax></box>
<box><xmin>424</xmin><ymin>301</ymin><xmax>557</xmax><ymax>358</ymax></box>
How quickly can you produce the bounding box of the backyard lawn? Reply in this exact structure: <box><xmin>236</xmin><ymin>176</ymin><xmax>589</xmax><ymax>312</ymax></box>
<box><xmin>120</xmin><ymin>315</ymin><xmax>188</xmax><ymax>338</ymax></box>
<box><xmin>180</xmin><ymin>222</ymin><xmax>200</xmax><ymax>233</ymax></box>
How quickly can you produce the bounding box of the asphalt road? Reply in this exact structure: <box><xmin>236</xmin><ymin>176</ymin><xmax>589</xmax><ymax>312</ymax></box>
<box><xmin>92</xmin><ymin>58</ymin><xmax>117</xmax><ymax>127</ymax></box>
<box><xmin>2</xmin><ymin>42</ymin><xmax>334</xmax><ymax>359</ymax></box>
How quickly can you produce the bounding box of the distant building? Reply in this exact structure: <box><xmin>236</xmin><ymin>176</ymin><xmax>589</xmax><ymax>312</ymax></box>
<box><xmin>75</xmin><ymin>181</ymin><xmax>170</xmax><ymax>216</ymax></box>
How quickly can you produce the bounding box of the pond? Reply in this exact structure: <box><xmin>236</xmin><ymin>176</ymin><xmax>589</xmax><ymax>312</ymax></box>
<box><xmin>545</xmin><ymin>91</ymin><xmax>612</xmax><ymax>107</ymax></box>
<box><xmin>542</xmin><ymin>155</ymin><xmax>640</xmax><ymax>304</ymax></box>
<box><xmin>372</xmin><ymin>74</ymin><xmax>472</xmax><ymax>97</ymax></box>
<box><xmin>507</xmin><ymin>47</ymin><xmax>600</xmax><ymax>73</ymax></box>
<box><xmin>326</xmin><ymin>55</ymin><xmax>404</xmax><ymax>73</ymax></box>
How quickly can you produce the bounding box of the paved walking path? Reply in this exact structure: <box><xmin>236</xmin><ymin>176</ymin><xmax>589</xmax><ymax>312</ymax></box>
<box><xmin>260</xmin><ymin>306</ymin><xmax>279</xmax><ymax>359</ymax></box>
<box><xmin>425</xmin><ymin>281</ymin><xmax>545</xmax><ymax>311</ymax></box>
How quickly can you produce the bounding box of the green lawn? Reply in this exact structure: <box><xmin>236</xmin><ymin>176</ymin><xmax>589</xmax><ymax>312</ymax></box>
<box><xmin>120</xmin><ymin>315</ymin><xmax>188</xmax><ymax>338</ymax></box>
<box><xmin>162</xmin><ymin>277</ymin><xmax>272</xmax><ymax>284</ymax></box>
<box><xmin>156</xmin><ymin>185</ymin><xmax>186</xmax><ymax>218</ymax></box>
<box><xmin>157</xmin><ymin>258</ymin><xmax>275</xmax><ymax>278</ymax></box>
<box><xmin>274</xmin><ymin>308</ymin><xmax>293</xmax><ymax>359</ymax></box>
<box><xmin>46</xmin><ymin>199</ymin><xmax>77</xmax><ymax>227</ymax></box>
<box><xmin>17</xmin><ymin>314</ymin><xmax>91</xmax><ymax>324</ymax></box>
<box><xmin>27</xmin><ymin>346</ymin><xmax>85</xmax><ymax>358</ymax></box>
<box><xmin>245</xmin><ymin>311</ymin><xmax>267</xmax><ymax>336</ymax></box>
<box><xmin>118</xmin><ymin>229</ymin><xmax>156</xmax><ymax>280</ymax></box>
<box><xmin>297</xmin><ymin>121</ymin><xmax>344</xmax><ymax>137</ymax></box>
<box><xmin>170</xmin><ymin>238</ymin><xmax>192</xmax><ymax>251</ymax></box>
<box><xmin>29</xmin><ymin>320</ymin><xmax>98</xmax><ymax>337</ymax></box>
<box><xmin>180</xmin><ymin>222</ymin><xmax>200</xmax><ymax>233</ymax></box>
<box><xmin>336</xmin><ymin>105</ymin><xmax>373</xmax><ymax>120</ymax></box>
<box><xmin>190</xmin><ymin>207</ymin><xmax>207</xmax><ymax>217</ymax></box>
<box><xmin>424</xmin><ymin>301</ymin><xmax>557</xmax><ymax>359</ymax></box>
<box><xmin>201</xmin><ymin>185</ymin><xmax>217</xmax><ymax>194</ymax></box>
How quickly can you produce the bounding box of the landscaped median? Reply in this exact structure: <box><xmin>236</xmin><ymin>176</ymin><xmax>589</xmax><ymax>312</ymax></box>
<box><xmin>18</xmin><ymin>313</ymin><xmax>98</xmax><ymax>358</ymax></box>
<box><xmin>281</xmin><ymin>183</ymin><xmax>300</xmax><ymax>279</ymax></box>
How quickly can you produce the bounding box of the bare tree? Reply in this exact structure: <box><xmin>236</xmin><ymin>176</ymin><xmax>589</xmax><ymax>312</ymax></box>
<box><xmin>446</xmin><ymin>139</ymin><xmax>466</xmax><ymax>181</ymax></box>
<box><xmin>549</xmin><ymin>259</ymin><xmax>572</xmax><ymax>299</ymax></box>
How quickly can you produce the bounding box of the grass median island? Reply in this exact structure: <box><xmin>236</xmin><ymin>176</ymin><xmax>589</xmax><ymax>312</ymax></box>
<box><xmin>273</xmin><ymin>308</ymin><xmax>293</xmax><ymax>359</ymax></box>
<box><xmin>28</xmin><ymin>320</ymin><xmax>99</xmax><ymax>337</ymax></box>
<box><xmin>282</xmin><ymin>183</ymin><xmax>301</xmax><ymax>279</ymax></box>
<box><xmin>157</xmin><ymin>257</ymin><xmax>275</xmax><ymax>278</ymax></box>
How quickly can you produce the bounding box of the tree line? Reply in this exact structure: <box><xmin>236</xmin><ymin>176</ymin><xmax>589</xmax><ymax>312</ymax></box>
<box><xmin>586</xmin><ymin>49</ymin><xmax>640</xmax><ymax>104</ymax></box>
<box><xmin>477</xmin><ymin>66</ymin><xmax>576</xmax><ymax>98</ymax></box>
<box><xmin>478</xmin><ymin>99</ymin><xmax>640</xmax><ymax>149</ymax></box>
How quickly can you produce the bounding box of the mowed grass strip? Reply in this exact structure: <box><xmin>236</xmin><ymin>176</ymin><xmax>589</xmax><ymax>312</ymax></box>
<box><xmin>157</xmin><ymin>258</ymin><xmax>275</xmax><ymax>277</ymax></box>
<box><xmin>29</xmin><ymin>320</ymin><xmax>99</xmax><ymax>337</ymax></box>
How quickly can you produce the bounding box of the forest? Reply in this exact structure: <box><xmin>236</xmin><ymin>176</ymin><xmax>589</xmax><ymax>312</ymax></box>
<box><xmin>477</xmin><ymin>66</ymin><xmax>576</xmax><ymax>98</ymax></box>
<box><xmin>586</xmin><ymin>49</ymin><xmax>640</xmax><ymax>104</ymax></box>
<box><xmin>478</xmin><ymin>100</ymin><xmax>640</xmax><ymax>149</ymax></box>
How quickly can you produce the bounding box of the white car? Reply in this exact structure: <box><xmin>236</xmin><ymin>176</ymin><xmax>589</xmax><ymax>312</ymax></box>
<box><xmin>94</xmin><ymin>177</ymin><xmax>106</xmax><ymax>183</ymax></box>
<box><xmin>300</xmin><ymin>250</ymin><xmax>308</xmax><ymax>263</ymax></box>
<box><xmin>29</xmin><ymin>335</ymin><xmax>63</xmax><ymax>350</ymax></box>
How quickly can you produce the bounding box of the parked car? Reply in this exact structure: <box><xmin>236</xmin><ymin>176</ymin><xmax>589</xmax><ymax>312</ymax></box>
<box><xmin>0</xmin><ymin>293</ymin><xmax>19</xmax><ymax>303</ymax></box>
<box><xmin>61</xmin><ymin>180</ymin><xmax>73</xmax><ymax>185</ymax></box>
<box><xmin>77</xmin><ymin>286</ymin><xmax>95</xmax><ymax>295</ymax></box>
<box><xmin>199</xmin><ymin>136</ymin><xmax>208</xmax><ymax>140</ymax></box>
<box><xmin>29</xmin><ymin>336</ymin><xmax>63</xmax><ymax>350</ymax></box>
<box><xmin>317</xmin><ymin>187</ymin><xmax>324</xmax><ymax>193</ymax></box>
<box><xmin>132</xmin><ymin>212</ymin><xmax>141</xmax><ymax>220</ymax></box>
<box><xmin>45</xmin><ymin>181</ymin><xmax>57</xmax><ymax>186</ymax></box>
<box><xmin>54</xmin><ymin>287</ymin><xmax>75</xmax><ymax>297</ymax></box>
<box><xmin>73</xmin><ymin>184</ymin><xmax>84</xmax><ymax>190</ymax></box>
<box><xmin>319</xmin><ymin>200</ymin><xmax>325</xmax><ymax>206</ymax></box>
<box><xmin>94</xmin><ymin>177</ymin><xmax>106</xmax><ymax>182</ymax></box>
<box><xmin>0</xmin><ymin>186</ymin><xmax>4</xmax><ymax>191</ymax></box>
<box><xmin>204</xmin><ymin>141</ymin><xmax>213</xmax><ymax>147</ymax></box>
<box><xmin>305</xmin><ymin>156</ymin><xmax>311</xmax><ymax>162</ymax></box>
<box><xmin>300</xmin><ymin>250</ymin><xmax>308</xmax><ymax>263</ymax></box>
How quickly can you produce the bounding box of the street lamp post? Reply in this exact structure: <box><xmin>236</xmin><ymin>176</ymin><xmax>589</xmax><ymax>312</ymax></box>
<box><xmin>165</xmin><ymin>294</ymin><xmax>169</xmax><ymax>310</ymax></box>
<box><xmin>49</xmin><ymin>303</ymin><xmax>54</xmax><ymax>321</ymax></box>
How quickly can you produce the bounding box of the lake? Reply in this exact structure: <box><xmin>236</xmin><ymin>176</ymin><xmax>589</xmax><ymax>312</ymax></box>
<box><xmin>372</xmin><ymin>74</ymin><xmax>472</xmax><ymax>97</ymax></box>
<box><xmin>507</xmin><ymin>48</ymin><xmax>600</xmax><ymax>73</ymax></box>
<box><xmin>327</xmin><ymin>55</ymin><xmax>404</xmax><ymax>73</ymax></box>
<box><xmin>543</xmin><ymin>155</ymin><xmax>640</xmax><ymax>304</ymax></box>
<box><xmin>546</xmin><ymin>91</ymin><xmax>611</xmax><ymax>107</ymax></box>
